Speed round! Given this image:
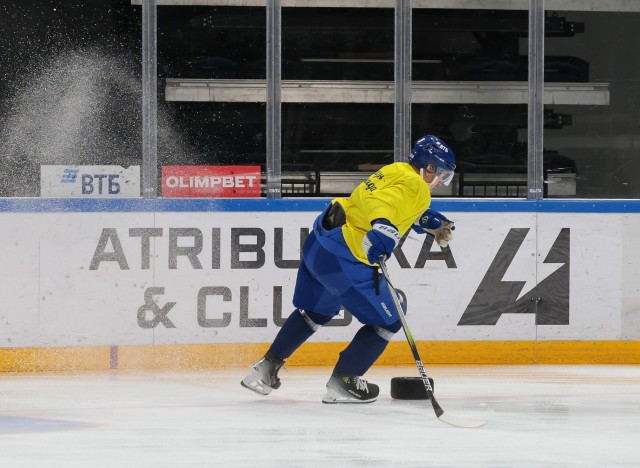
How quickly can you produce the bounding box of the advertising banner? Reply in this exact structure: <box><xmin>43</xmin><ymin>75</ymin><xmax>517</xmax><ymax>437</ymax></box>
<box><xmin>162</xmin><ymin>166</ymin><xmax>261</xmax><ymax>198</ymax></box>
<box><xmin>40</xmin><ymin>165</ymin><xmax>140</xmax><ymax>198</ymax></box>
<box><xmin>0</xmin><ymin>205</ymin><xmax>637</xmax><ymax>348</ymax></box>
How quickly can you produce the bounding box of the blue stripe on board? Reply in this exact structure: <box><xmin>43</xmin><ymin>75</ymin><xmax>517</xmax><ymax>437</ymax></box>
<box><xmin>430</xmin><ymin>199</ymin><xmax>640</xmax><ymax>213</ymax></box>
<box><xmin>1</xmin><ymin>198</ymin><xmax>640</xmax><ymax>213</ymax></box>
<box><xmin>0</xmin><ymin>198</ymin><xmax>331</xmax><ymax>212</ymax></box>
<box><xmin>531</xmin><ymin>200</ymin><xmax>640</xmax><ymax>213</ymax></box>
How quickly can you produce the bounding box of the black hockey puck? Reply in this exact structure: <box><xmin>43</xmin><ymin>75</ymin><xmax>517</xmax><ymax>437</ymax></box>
<box><xmin>390</xmin><ymin>377</ymin><xmax>435</xmax><ymax>400</ymax></box>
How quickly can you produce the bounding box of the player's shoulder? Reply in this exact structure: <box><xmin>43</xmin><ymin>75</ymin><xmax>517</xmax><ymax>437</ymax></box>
<box><xmin>384</xmin><ymin>162</ymin><xmax>427</xmax><ymax>190</ymax></box>
<box><xmin>380</xmin><ymin>162</ymin><xmax>419</xmax><ymax>179</ymax></box>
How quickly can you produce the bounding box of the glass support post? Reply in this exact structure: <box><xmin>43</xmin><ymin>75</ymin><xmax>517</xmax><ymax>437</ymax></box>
<box><xmin>266</xmin><ymin>0</ymin><xmax>282</xmax><ymax>199</ymax></box>
<box><xmin>394</xmin><ymin>0</ymin><xmax>412</xmax><ymax>162</ymax></box>
<box><xmin>141</xmin><ymin>0</ymin><xmax>158</xmax><ymax>199</ymax></box>
<box><xmin>528</xmin><ymin>0</ymin><xmax>545</xmax><ymax>199</ymax></box>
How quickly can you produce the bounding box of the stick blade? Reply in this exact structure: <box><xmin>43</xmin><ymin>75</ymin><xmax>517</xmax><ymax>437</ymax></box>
<box><xmin>438</xmin><ymin>412</ymin><xmax>487</xmax><ymax>428</ymax></box>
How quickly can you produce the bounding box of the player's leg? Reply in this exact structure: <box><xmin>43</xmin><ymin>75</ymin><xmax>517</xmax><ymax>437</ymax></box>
<box><xmin>321</xmin><ymin>319</ymin><xmax>401</xmax><ymax>404</ymax></box>
<box><xmin>321</xmin><ymin>260</ymin><xmax>404</xmax><ymax>403</ymax></box>
<box><xmin>241</xmin><ymin>232</ymin><xmax>340</xmax><ymax>395</ymax></box>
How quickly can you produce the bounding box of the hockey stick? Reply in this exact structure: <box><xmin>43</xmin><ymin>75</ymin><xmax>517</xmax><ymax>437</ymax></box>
<box><xmin>378</xmin><ymin>256</ymin><xmax>487</xmax><ymax>428</ymax></box>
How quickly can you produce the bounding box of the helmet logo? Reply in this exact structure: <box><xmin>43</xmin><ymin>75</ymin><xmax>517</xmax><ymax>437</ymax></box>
<box><xmin>434</xmin><ymin>140</ymin><xmax>449</xmax><ymax>152</ymax></box>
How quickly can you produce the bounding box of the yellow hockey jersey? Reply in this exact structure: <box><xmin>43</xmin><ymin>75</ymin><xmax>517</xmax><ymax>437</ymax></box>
<box><xmin>334</xmin><ymin>162</ymin><xmax>431</xmax><ymax>265</ymax></box>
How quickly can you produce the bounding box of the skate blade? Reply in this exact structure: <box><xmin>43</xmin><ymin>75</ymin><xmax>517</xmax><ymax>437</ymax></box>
<box><xmin>240</xmin><ymin>375</ymin><xmax>272</xmax><ymax>396</ymax></box>
<box><xmin>321</xmin><ymin>387</ymin><xmax>376</xmax><ymax>404</ymax></box>
<box><xmin>322</xmin><ymin>398</ymin><xmax>377</xmax><ymax>404</ymax></box>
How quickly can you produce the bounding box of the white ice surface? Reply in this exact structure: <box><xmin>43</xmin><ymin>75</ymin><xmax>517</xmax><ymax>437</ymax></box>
<box><xmin>1</xmin><ymin>365</ymin><xmax>639</xmax><ymax>467</ymax></box>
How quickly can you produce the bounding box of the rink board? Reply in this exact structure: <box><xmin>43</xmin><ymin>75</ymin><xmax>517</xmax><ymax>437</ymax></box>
<box><xmin>0</xmin><ymin>198</ymin><xmax>639</xmax><ymax>370</ymax></box>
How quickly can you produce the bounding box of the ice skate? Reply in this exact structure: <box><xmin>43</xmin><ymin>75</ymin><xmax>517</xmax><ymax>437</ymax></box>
<box><xmin>241</xmin><ymin>353</ymin><xmax>285</xmax><ymax>396</ymax></box>
<box><xmin>322</xmin><ymin>372</ymin><xmax>379</xmax><ymax>404</ymax></box>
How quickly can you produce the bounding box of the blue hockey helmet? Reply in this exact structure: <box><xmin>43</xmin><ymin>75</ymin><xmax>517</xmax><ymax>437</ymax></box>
<box><xmin>409</xmin><ymin>135</ymin><xmax>456</xmax><ymax>186</ymax></box>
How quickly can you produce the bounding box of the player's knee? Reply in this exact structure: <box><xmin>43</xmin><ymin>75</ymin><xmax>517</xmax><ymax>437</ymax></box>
<box><xmin>299</xmin><ymin>309</ymin><xmax>336</xmax><ymax>331</ymax></box>
<box><xmin>373</xmin><ymin>320</ymin><xmax>402</xmax><ymax>341</ymax></box>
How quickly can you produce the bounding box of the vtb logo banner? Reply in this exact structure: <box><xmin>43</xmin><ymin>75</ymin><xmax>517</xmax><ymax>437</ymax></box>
<box><xmin>459</xmin><ymin>228</ymin><xmax>570</xmax><ymax>326</ymax></box>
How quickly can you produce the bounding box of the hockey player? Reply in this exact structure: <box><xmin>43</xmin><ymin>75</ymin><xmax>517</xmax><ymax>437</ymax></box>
<box><xmin>241</xmin><ymin>135</ymin><xmax>456</xmax><ymax>403</ymax></box>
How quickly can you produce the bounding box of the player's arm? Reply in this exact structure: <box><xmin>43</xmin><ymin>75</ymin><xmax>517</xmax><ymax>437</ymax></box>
<box><xmin>412</xmin><ymin>208</ymin><xmax>455</xmax><ymax>247</ymax></box>
<box><xmin>362</xmin><ymin>218</ymin><xmax>401</xmax><ymax>264</ymax></box>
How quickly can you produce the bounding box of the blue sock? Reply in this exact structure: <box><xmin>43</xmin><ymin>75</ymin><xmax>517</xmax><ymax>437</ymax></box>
<box><xmin>269</xmin><ymin>309</ymin><xmax>334</xmax><ymax>359</ymax></box>
<box><xmin>333</xmin><ymin>325</ymin><xmax>393</xmax><ymax>376</ymax></box>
